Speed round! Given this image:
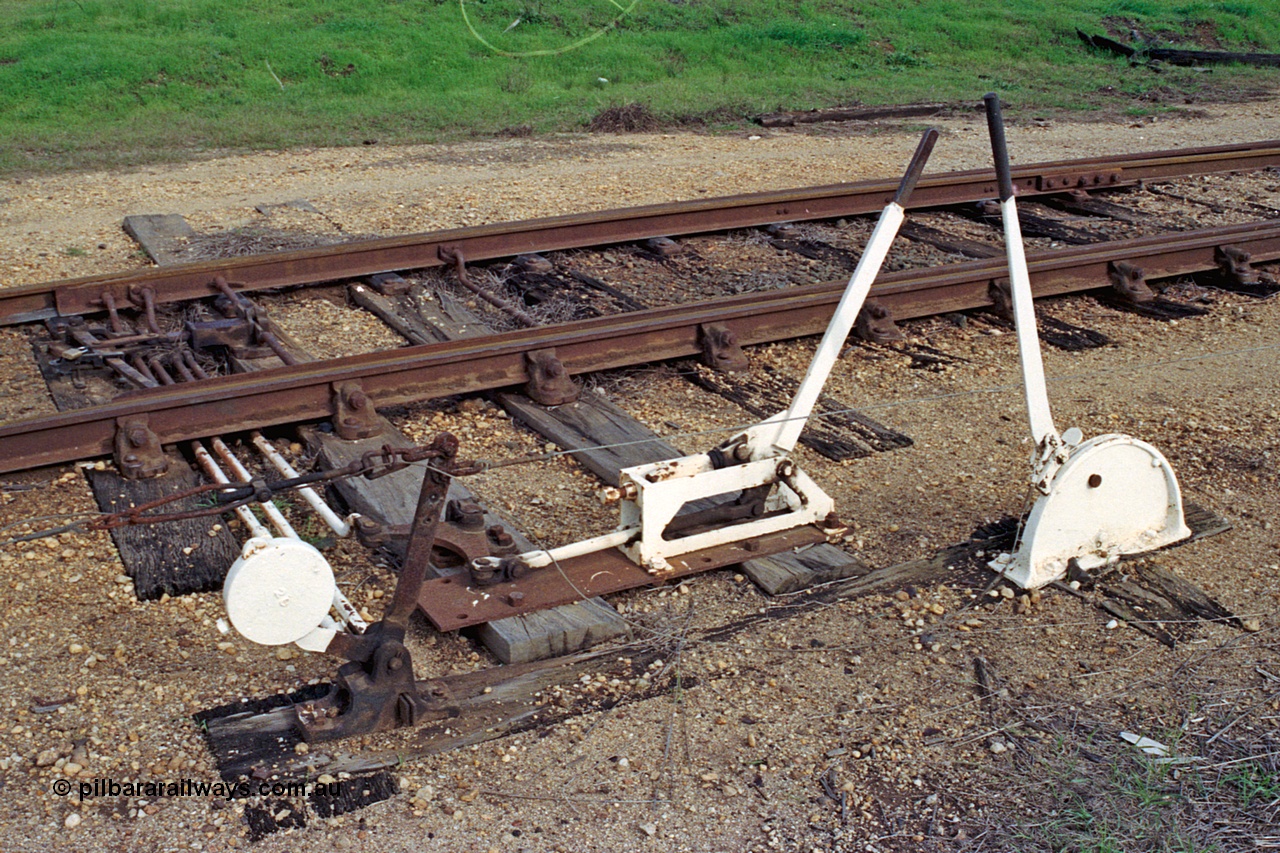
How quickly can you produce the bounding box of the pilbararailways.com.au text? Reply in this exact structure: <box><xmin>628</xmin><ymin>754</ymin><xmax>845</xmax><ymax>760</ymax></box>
<box><xmin>50</xmin><ymin>777</ymin><xmax>338</xmax><ymax>801</ymax></box>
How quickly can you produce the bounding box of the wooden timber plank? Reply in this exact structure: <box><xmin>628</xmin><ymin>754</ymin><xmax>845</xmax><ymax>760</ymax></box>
<box><xmin>960</xmin><ymin>203</ymin><xmax>1099</xmax><ymax>245</ymax></box>
<box><xmin>86</xmin><ymin>462</ymin><xmax>241</xmax><ymax>599</ymax></box>
<box><xmin>204</xmin><ymin>504</ymin><xmax>1234</xmax><ymax>785</ymax></box>
<box><xmin>755</xmin><ymin>102</ymin><xmax>948</xmax><ymax>128</ymax></box>
<box><xmin>899</xmin><ymin>221</ymin><xmax>1003</xmax><ymax>259</ymax></box>
<box><xmin>122</xmin><ymin>214</ymin><xmax>197</xmax><ymax>265</ymax></box>
<box><xmin>683</xmin><ymin>362</ymin><xmax>913</xmax><ymax>461</ymax></box>
<box><xmin>1040</xmin><ymin>193</ymin><xmax>1155</xmax><ymax>226</ymax></box>
<box><xmin>740</xmin><ymin>542</ymin><xmax>870</xmax><ymax>595</ymax></box>
<box><xmin>348</xmin><ymin>283</ymin><xmax>436</xmax><ymax>346</ymax></box>
<box><xmin>302</xmin><ymin>423</ymin><xmax>529</xmax><ymax>557</ymax></box>
<box><xmin>201</xmin><ymin>644</ymin><xmax>661</xmax><ymax>785</ymax></box>
<box><xmin>475</xmin><ymin>596</ymin><xmax>630</xmax><ymax>664</ymax></box>
<box><xmin>406</xmin><ymin>286</ymin><xmax>491</xmax><ymax>340</ymax></box>
<box><xmin>497</xmin><ymin>391</ymin><xmax>683</xmax><ymax>486</ymax></box>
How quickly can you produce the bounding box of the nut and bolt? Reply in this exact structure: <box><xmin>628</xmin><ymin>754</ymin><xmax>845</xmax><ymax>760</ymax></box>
<box><xmin>487</xmin><ymin>525</ymin><xmax>514</xmax><ymax>548</ymax></box>
<box><xmin>598</xmin><ymin>482</ymin><xmax>639</xmax><ymax>504</ymax></box>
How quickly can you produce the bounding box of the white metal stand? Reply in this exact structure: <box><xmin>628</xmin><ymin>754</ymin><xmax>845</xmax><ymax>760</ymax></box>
<box><xmin>473</xmin><ymin>130</ymin><xmax>939</xmax><ymax>578</ymax></box>
<box><xmin>982</xmin><ymin>94</ymin><xmax>1190</xmax><ymax>589</ymax></box>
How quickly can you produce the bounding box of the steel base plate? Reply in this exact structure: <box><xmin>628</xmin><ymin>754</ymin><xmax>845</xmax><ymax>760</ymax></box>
<box><xmin>417</xmin><ymin>525</ymin><xmax>830</xmax><ymax>631</ymax></box>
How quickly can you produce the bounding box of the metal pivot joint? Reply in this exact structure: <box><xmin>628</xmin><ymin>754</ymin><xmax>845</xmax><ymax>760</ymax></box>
<box><xmin>295</xmin><ymin>641</ymin><xmax>456</xmax><ymax>742</ymax></box>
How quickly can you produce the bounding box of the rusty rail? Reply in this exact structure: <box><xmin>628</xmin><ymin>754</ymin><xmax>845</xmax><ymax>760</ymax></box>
<box><xmin>2</xmin><ymin>140</ymin><xmax>1278</xmax><ymax>325</ymax></box>
<box><xmin>2</xmin><ymin>219</ymin><xmax>1278</xmax><ymax>474</ymax></box>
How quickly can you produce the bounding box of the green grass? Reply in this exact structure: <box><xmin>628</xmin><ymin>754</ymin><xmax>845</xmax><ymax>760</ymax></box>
<box><xmin>1223</xmin><ymin>761</ymin><xmax>1280</xmax><ymax>809</ymax></box>
<box><xmin>0</xmin><ymin>0</ymin><xmax>1278</xmax><ymax>174</ymax></box>
<box><xmin>1030</xmin><ymin>748</ymin><xmax>1209</xmax><ymax>853</ymax></box>
<box><xmin>1002</xmin><ymin>720</ymin><xmax>1280</xmax><ymax>853</ymax></box>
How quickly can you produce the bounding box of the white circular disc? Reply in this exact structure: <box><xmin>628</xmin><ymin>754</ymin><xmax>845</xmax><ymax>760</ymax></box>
<box><xmin>223</xmin><ymin>537</ymin><xmax>336</xmax><ymax>646</ymax></box>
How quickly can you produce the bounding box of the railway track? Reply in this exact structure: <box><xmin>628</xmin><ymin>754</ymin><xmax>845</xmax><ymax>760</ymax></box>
<box><xmin>0</xmin><ymin>145</ymin><xmax>1278</xmax><ymax>473</ymax></box>
<box><xmin>2</xmin><ymin>139</ymin><xmax>1278</xmax><ymax>326</ymax></box>
<box><xmin>0</xmin><ymin>137</ymin><xmax>1273</xmax><ymax>633</ymax></box>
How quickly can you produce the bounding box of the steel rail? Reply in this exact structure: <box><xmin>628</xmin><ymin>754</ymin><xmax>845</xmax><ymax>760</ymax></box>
<box><xmin>2</xmin><ymin>219</ymin><xmax>1277</xmax><ymax>475</ymax></box>
<box><xmin>2</xmin><ymin>140</ymin><xmax>1278</xmax><ymax>325</ymax></box>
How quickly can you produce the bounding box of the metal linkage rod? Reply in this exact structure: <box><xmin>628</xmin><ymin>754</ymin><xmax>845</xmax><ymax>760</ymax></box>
<box><xmin>250</xmin><ymin>432</ymin><xmax>354</xmax><ymax>538</ymax></box>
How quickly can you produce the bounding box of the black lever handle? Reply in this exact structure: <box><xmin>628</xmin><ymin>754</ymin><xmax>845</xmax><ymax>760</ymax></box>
<box><xmin>983</xmin><ymin>92</ymin><xmax>1015</xmax><ymax>202</ymax></box>
<box><xmin>892</xmin><ymin>127</ymin><xmax>940</xmax><ymax>206</ymax></box>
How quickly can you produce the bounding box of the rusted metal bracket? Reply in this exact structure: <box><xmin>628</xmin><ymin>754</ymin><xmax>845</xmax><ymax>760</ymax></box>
<box><xmin>113</xmin><ymin>416</ymin><xmax>169</xmax><ymax>480</ymax></box>
<box><xmin>988</xmin><ymin>278</ymin><xmax>1015</xmax><ymax>321</ymax></box>
<box><xmin>353</xmin><ymin>499</ymin><xmax>519</xmax><ymax>584</ymax></box>
<box><xmin>440</xmin><ymin>245</ymin><xmax>538</xmax><ymax>327</ymax></box>
<box><xmin>855</xmin><ymin>299</ymin><xmax>904</xmax><ymax>343</ymax></box>
<box><xmin>367</xmin><ymin>272</ymin><xmax>411</xmax><ymax>296</ymax></box>
<box><xmin>127</xmin><ymin>285</ymin><xmax>161</xmax><ymax>333</ymax></box>
<box><xmin>513</xmin><ymin>253</ymin><xmax>554</xmax><ymax>274</ymax></box>
<box><xmin>101</xmin><ymin>291</ymin><xmax>129</xmax><ymax>335</ymax></box>
<box><xmin>523</xmin><ymin>348</ymin><xmax>579</xmax><ymax>406</ymax></box>
<box><xmin>295</xmin><ymin>641</ymin><xmax>457</xmax><ymax>742</ymax></box>
<box><xmin>186</xmin><ymin>317</ymin><xmax>275</xmax><ymax>359</ymax></box>
<box><xmin>211</xmin><ymin>276</ymin><xmax>297</xmax><ymax>365</ymax></box>
<box><xmin>331</xmin><ymin>381</ymin><xmax>382</xmax><ymax>440</ymax></box>
<box><xmin>1215</xmin><ymin>245</ymin><xmax>1280</xmax><ymax>297</ymax></box>
<box><xmin>699</xmin><ymin>322</ymin><xmax>749</xmax><ymax>372</ymax></box>
<box><xmin>644</xmin><ymin>236</ymin><xmax>683</xmax><ymax>257</ymax></box>
<box><xmin>295</xmin><ymin>434</ymin><xmax>459</xmax><ymax>741</ymax></box>
<box><xmin>1108</xmin><ymin>261</ymin><xmax>1155</xmax><ymax>304</ymax></box>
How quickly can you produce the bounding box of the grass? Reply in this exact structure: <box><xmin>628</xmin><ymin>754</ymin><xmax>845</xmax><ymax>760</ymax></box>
<box><xmin>0</xmin><ymin>1</ymin><xmax>1277</xmax><ymax>175</ymax></box>
<box><xmin>1023</xmin><ymin>743</ymin><xmax>1206</xmax><ymax>852</ymax></box>
<box><xmin>993</xmin><ymin>716</ymin><xmax>1280</xmax><ymax>853</ymax></box>
<box><xmin>1223</xmin><ymin>761</ymin><xmax>1280</xmax><ymax>810</ymax></box>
